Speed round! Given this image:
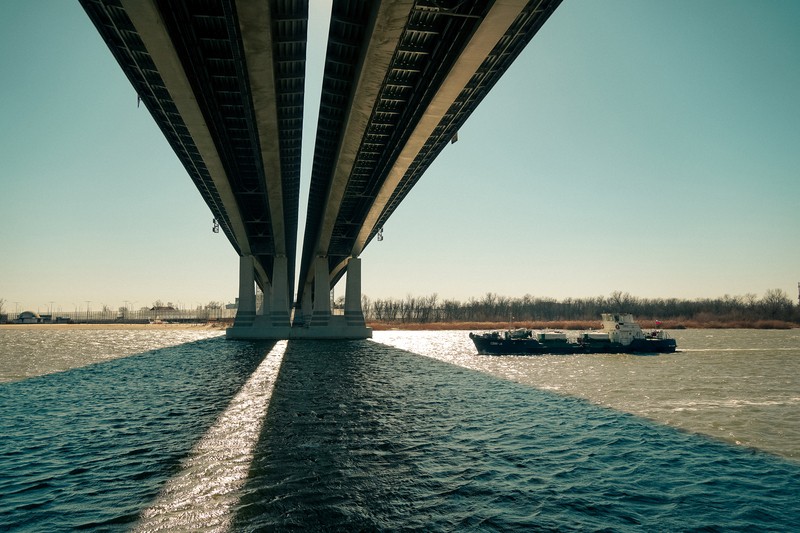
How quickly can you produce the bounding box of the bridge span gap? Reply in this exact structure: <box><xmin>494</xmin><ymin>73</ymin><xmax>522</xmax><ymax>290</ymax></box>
<box><xmin>226</xmin><ymin>255</ymin><xmax>371</xmax><ymax>340</ymax></box>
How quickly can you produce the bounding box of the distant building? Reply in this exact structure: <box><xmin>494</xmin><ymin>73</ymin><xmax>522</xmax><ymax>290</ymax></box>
<box><xmin>16</xmin><ymin>311</ymin><xmax>41</xmax><ymax>324</ymax></box>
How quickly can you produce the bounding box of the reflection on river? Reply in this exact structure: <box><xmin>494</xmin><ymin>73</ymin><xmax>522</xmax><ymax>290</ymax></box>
<box><xmin>376</xmin><ymin>328</ymin><xmax>800</xmax><ymax>459</ymax></box>
<box><xmin>0</xmin><ymin>327</ymin><xmax>798</xmax><ymax>530</ymax></box>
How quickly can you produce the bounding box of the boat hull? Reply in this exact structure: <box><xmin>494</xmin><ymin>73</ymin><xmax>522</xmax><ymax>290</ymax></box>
<box><xmin>469</xmin><ymin>333</ymin><xmax>677</xmax><ymax>355</ymax></box>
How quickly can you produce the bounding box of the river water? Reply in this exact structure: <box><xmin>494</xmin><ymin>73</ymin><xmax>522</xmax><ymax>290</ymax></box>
<box><xmin>0</xmin><ymin>327</ymin><xmax>798</xmax><ymax>531</ymax></box>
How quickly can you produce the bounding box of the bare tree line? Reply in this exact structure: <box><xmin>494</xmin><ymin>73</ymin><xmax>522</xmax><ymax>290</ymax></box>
<box><xmin>361</xmin><ymin>290</ymin><xmax>798</xmax><ymax>324</ymax></box>
<box><xmin>4</xmin><ymin>290</ymin><xmax>798</xmax><ymax>326</ymax></box>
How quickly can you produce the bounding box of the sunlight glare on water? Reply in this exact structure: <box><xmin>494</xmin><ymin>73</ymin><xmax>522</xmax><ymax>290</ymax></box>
<box><xmin>133</xmin><ymin>341</ymin><xmax>286</xmax><ymax>532</ymax></box>
<box><xmin>1</xmin><ymin>330</ymin><xmax>798</xmax><ymax>531</ymax></box>
<box><xmin>373</xmin><ymin>329</ymin><xmax>800</xmax><ymax>460</ymax></box>
<box><xmin>0</xmin><ymin>327</ymin><xmax>223</xmax><ymax>383</ymax></box>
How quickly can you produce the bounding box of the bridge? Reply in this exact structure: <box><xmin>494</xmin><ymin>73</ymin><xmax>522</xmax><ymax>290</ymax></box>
<box><xmin>80</xmin><ymin>0</ymin><xmax>562</xmax><ymax>339</ymax></box>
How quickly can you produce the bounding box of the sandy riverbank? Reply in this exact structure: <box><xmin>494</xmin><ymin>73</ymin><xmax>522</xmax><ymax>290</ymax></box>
<box><xmin>0</xmin><ymin>323</ymin><xmax>228</xmax><ymax>331</ymax></box>
<box><xmin>2</xmin><ymin>320</ymin><xmax>797</xmax><ymax>331</ymax></box>
<box><xmin>368</xmin><ymin>319</ymin><xmax>800</xmax><ymax>330</ymax></box>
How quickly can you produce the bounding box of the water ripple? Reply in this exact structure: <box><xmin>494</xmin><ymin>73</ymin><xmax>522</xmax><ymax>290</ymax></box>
<box><xmin>231</xmin><ymin>339</ymin><xmax>800</xmax><ymax>531</ymax></box>
<box><xmin>0</xmin><ymin>337</ymin><xmax>273</xmax><ymax>531</ymax></box>
<box><xmin>2</xmin><ymin>330</ymin><xmax>799</xmax><ymax>531</ymax></box>
<box><xmin>134</xmin><ymin>341</ymin><xmax>286</xmax><ymax>532</ymax></box>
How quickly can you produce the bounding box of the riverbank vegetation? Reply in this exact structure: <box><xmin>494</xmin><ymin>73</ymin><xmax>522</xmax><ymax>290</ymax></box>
<box><xmin>361</xmin><ymin>290</ymin><xmax>799</xmax><ymax>329</ymax></box>
<box><xmin>3</xmin><ymin>291</ymin><xmax>798</xmax><ymax>330</ymax></box>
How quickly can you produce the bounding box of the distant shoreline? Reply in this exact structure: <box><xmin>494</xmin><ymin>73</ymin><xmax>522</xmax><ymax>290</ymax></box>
<box><xmin>1</xmin><ymin>319</ymin><xmax>797</xmax><ymax>331</ymax></box>
<box><xmin>0</xmin><ymin>323</ymin><xmax>227</xmax><ymax>331</ymax></box>
<box><xmin>368</xmin><ymin>319</ymin><xmax>799</xmax><ymax>330</ymax></box>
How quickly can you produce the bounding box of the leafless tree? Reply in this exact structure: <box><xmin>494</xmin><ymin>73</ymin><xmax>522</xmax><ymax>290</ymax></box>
<box><xmin>361</xmin><ymin>289</ymin><xmax>798</xmax><ymax>325</ymax></box>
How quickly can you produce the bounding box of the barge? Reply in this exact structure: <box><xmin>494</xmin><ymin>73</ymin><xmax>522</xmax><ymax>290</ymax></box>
<box><xmin>469</xmin><ymin>313</ymin><xmax>677</xmax><ymax>355</ymax></box>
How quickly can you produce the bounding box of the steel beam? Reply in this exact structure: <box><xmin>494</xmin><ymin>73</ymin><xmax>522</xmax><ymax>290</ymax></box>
<box><xmin>121</xmin><ymin>0</ymin><xmax>251</xmax><ymax>255</ymax></box>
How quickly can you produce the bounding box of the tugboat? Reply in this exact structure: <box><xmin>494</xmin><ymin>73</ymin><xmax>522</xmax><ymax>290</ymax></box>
<box><xmin>469</xmin><ymin>313</ymin><xmax>676</xmax><ymax>355</ymax></box>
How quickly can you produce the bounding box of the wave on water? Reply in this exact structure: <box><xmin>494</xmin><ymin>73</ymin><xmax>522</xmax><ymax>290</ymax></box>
<box><xmin>134</xmin><ymin>341</ymin><xmax>285</xmax><ymax>531</ymax></box>
<box><xmin>230</xmin><ymin>340</ymin><xmax>800</xmax><ymax>531</ymax></box>
<box><xmin>0</xmin><ymin>336</ymin><xmax>276</xmax><ymax>531</ymax></box>
<box><xmin>1</xmin><ymin>331</ymin><xmax>799</xmax><ymax>531</ymax></box>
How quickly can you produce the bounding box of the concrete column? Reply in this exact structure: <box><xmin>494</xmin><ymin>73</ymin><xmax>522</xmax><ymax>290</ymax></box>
<box><xmin>311</xmin><ymin>256</ymin><xmax>330</xmax><ymax>326</ymax></box>
<box><xmin>234</xmin><ymin>254</ymin><xmax>256</xmax><ymax>326</ymax></box>
<box><xmin>228</xmin><ymin>254</ymin><xmax>370</xmax><ymax>340</ymax></box>
<box><xmin>270</xmin><ymin>255</ymin><xmax>291</xmax><ymax>327</ymax></box>
<box><xmin>251</xmin><ymin>281</ymin><xmax>272</xmax><ymax>329</ymax></box>
<box><xmin>344</xmin><ymin>256</ymin><xmax>366</xmax><ymax>326</ymax></box>
<box><xmin>300</xmin><ymin>283</ymin><xmax>313</xmax><ymax>326</ymax></box>
<box><xmin>260</xmin><ymin>283</ymin><xmax>272</xmax><ymax>316</ymax></box>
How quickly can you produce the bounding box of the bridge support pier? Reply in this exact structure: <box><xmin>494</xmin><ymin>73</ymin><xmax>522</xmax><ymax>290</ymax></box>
<box><xmin>269</xmin><ymin>255</ymin><xmax>291</xmax><ymax>328</ymax></box>
<box><xmin>227</xmin><ymin>255</ymin><xmax>370</xmax><ymax>340</ymax></box>
<box><xmin>310</xmin><ymin>256</ymin><xmax>331</xmax><ymax>327</ymax></box>
<box><xmin>344</xmin><ymin>256</ymin><xmax>367</xmax><ymax>329</ymax></box>
<box><xmin>232</xmin><ymin>255</ymin><xmax>256</xmax><ymax>327</ymax></box>
<box><xmin>227</xmin><ymin>254</ymin><xmax>292</xmax><ymax>340</ymax></box>
<box><xmin>300</xmin><ymin>284</ymin><xmax>313</xmax><ymax>327</ymax></box>
<box><xmin>258</xmin><ymin>283</ymin><xmax>271</xmax><ymax>319</ymax></box>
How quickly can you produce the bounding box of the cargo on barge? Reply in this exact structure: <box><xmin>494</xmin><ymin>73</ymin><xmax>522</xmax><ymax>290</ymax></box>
<box><xmin>469</xmin><ymin>313</ymin><xmax>677</xmax><ymax>355</ymax></box>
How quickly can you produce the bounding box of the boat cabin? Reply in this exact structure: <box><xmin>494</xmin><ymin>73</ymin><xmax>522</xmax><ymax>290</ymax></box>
<box><xmin>601</xmin><ymin>313</ymin><xmax>646</xmax><ymax>346</ymax></box>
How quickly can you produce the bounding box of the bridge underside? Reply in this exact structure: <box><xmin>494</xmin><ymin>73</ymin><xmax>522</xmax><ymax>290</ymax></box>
<box><xmin>81</xmin><ymin>0</ymin><xmax>562</xmax><ymax>340</ymax></box>
<box><xmin>226</xmin><ymin>254</ymin><xmax>371</xmax><ymax>340</ymax></box>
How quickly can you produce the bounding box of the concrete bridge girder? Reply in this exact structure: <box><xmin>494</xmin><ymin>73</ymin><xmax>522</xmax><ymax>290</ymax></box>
<box><xmin>314</xmin><ymin>1</ymin><xmax>416</xmax><ymax>259</ymax></box>
<box><xmin>236</xmin><ymin>0</ymin><xmax>286</xmax><ymax>257</ymax></box>
<box><xmin>83</xmin><ymin>0</ymin><xmax>562</xmax><ymax>340</ymax></box>
<box><xmin>353</xmin><ymin>0</ymin><xmax>535</xmax><ymax>257</ymax></box>
<box><xmin>122</xmin><ymin>0</ymin><xmax>297</xmax><ymax>314</ymax></box>
<box><xmin>121</xmin><ymin>0</ymin><xmax>251</xmax><ymax>256</ymax></box>
<box><xmin>300</xmin><ymin>1</ymin><xmax>415</xmax><ymax>306</ymax></box>
<box><xmin>327</xmin><ymin>0</ymin><xmax>536</xmax><ymax>284</ymax></box>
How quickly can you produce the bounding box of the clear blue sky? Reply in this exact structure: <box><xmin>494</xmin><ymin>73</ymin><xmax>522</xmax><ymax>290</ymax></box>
<box><xmin>1</xmin><ymin>1</ymin><xmax>799</xmax><ymax>314</ymax></box>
